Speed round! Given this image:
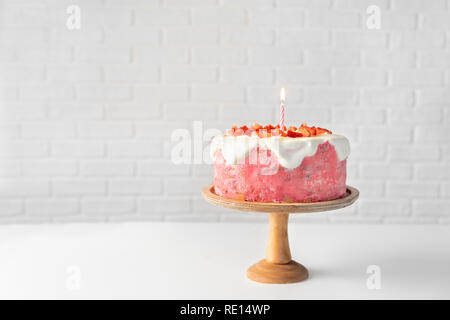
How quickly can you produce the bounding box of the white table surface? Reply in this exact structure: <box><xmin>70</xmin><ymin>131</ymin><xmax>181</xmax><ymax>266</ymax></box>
<box><xmin>0</xmin><ymin>221</ymin><xmax>449</xmax><ymax>299</ymax></box>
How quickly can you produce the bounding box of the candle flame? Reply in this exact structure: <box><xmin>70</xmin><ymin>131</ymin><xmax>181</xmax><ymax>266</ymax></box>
<box><xmin>280</xmin><ymin>88</ymin><xmax>286</xmax><ymax>102</ymax></box>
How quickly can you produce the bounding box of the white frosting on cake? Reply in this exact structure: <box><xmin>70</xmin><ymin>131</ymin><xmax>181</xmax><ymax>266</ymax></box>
<box><xmin>210</xmin><ymin>134</ymin><xmax>350</xmax><ymax>169</ymax></box>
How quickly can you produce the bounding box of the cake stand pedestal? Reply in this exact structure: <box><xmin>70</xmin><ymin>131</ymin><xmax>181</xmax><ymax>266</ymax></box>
<box><xmin>202</xmin><ymin>185</ymin><xmax>359</xmax><ymax>284</ymax></box>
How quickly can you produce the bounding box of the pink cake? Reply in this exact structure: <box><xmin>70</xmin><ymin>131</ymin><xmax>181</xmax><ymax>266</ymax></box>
<box><xmin>210</xmin><ymin>124</ymin><xmax>350</xmax><ymax>203</ymax></box>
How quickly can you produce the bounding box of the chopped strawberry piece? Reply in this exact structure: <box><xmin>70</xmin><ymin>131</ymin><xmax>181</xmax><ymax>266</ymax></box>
<box><xmin>264</xmin><ymin>124</ymin><xmax>275</xmax><ymax>131</ymax></box>
<box><xmin>240</xmin><ymin>125</ymin><xmax>248</xmax><ymax>131</ymax></box>
<box><xmin>233</xmin><ymin>128</ymin><xmax>244</xmax><ymax>136</ymax></box>
<box><xmin>297</xmin><ymin>127</ymin><xmax>311</xmax><ymax>137</ymax></box>
<box><xmin>258</xmin><ymin>130</ymin><xmax>272</xmax><ymax>138</ymax></box>
<box><xmin>271</xmin><ymin>128</ymin><xmax>281</xmax><ymax>136</ymax></box>
<box><xmin>316</xmin><ymin>127</ymin><xmax>332</xmax><ymax>135</ymax></box>
<box><xmin>245</xmin><ymin>129</ymin><xmax>255</xmax><ymax>136</ymax></box>
<box><xmin>304</xmin><ymin>126</ymin><xmax>315</xmax><ymax>136</ymax></box>
<box><xmin>287</xmin><ymin>130</ymin><xmax>302</xmax><ymax>138</ymax></box>
<box><xmin>250</xmin><ymin>123</ymin><xmax>262</xmax><ymax>130</ymax></box>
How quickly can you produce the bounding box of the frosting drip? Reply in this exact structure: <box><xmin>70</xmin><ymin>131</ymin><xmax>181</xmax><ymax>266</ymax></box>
<box><xmin>210</xmin><ymin>134</ymin><xmax>350</xmax><ymax>169</ymax></box>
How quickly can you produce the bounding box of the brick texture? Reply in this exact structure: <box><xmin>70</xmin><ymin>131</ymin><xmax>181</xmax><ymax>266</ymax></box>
<box><xmin>0</xmin><ymin>0</ymin><xmax>448</xmax><ymax>223</ymax></box>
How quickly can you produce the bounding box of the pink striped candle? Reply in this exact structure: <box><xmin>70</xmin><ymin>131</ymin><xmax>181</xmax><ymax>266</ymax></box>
<box><xmin>280</xmin><ymin>88</ymin><xmax>286</xmax><ymax>130</ymax></box>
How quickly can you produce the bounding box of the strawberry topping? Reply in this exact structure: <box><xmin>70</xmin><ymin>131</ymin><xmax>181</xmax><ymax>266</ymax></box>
<box><xmin>226</xmin><ymin>123</ymin><xmax>332</xmax><ymax>138</ymax></box>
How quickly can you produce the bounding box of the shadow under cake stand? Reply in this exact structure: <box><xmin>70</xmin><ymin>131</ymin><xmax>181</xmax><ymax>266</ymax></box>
<box><xmin>202</xmin><ymin>185</ymin><xmax>359</xmax><ymax>284</ymax></box>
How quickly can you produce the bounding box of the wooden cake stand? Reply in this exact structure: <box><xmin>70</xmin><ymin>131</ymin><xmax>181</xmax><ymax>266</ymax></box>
<box><xmin>202</xmin><ymin>185</ymin><xmax>359</xmax><ymax>284</ymax></box>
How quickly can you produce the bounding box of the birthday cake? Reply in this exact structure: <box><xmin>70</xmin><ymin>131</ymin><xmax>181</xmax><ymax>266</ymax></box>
<box><xmin>210</xmin><ymin>124</ymin><xmax>350</xmax><ymax>203</ymax></box>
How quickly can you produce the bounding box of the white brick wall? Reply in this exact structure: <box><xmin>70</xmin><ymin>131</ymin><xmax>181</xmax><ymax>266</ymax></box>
<box><xmin>0</xmin><ymin>0</ymin><xmax>449</xmax><ymax>224</ymax></box>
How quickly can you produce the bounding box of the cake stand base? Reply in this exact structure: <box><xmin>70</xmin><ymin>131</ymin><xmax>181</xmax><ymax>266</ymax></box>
<box><xmin>247</xmin><ymin>259</ymin><xmax>308</xmax><ymax>284</ymax></box>
<box><xmin>202</xmin><ymin>185</ymin><xmax>359</xmax><ymax>284</ymax></box>
<box><xmin>246</xmin><ymin>212</ymin><xmax>309</xmax><ymax>284</ymax></box>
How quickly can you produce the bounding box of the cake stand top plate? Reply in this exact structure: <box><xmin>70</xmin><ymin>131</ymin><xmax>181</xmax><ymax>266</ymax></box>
<box><xmin>202</xmin><ymin>185</ymin><xmax>359</xmax><ymax>214</ymax></box>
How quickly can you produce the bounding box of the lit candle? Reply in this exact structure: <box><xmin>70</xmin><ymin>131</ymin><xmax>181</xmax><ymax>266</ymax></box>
<box><xmin>280</xmin><ymin>88</ymin><xmax>286</xmax><ymax>130</ymax></box>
